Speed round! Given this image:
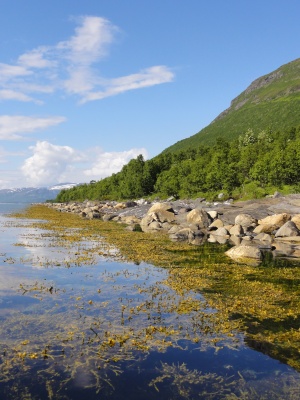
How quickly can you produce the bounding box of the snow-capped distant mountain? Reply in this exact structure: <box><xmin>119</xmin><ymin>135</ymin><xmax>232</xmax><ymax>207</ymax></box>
<box><xmin>0</xmin><ymin>183</ymin><xmax>78</xmax><ymax>203</ymax></box>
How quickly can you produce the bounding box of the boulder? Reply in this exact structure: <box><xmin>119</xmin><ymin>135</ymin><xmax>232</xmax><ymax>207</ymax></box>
<box><xmin>253</xmin><ymin>224</ymin><xmax>276</xmax><ymax>234</ymax></box>
<box><xmin>115</xmin><ymin>203</ymin><xmax>126</xmax><ymax>209</ymax></box>
<box><xmin>209</xmin><ymin>234</ymin><xmax>228</xmax><ymax>244</ymax></box>
<box><xmin>120</xmin><ymin>215</ymin><xmax>141</xmax><ymax>225</ymax></box>
<box><xmin>168</xmin><ymin>225</ymin><xmax>181</xmax><ymax>234</ymax></box>
<box><xmin>186</xmin><ymin>209</ymin><xmax>210</xmax><ymax>228</ymax></box>
<box><xmin>102</xmin><ymin>213</ymin><xmax>118</xmax><ymax>222</ymax></box>
<box><xmin>258</xmin><ymin>213</ymin><xmax>291</xmax><ymax>229</ymax></box>
<box><xmin>154</xmin><ymin>210</ymin><xmax>176</xmax><ymax>223</ymax></box>
<box><xmin>161</xmin><ymin>222</ymin><xmax>174</xmax><ymax>231</ymax></box>
<box><xmin>241</xmin><ymin>236</ymin><xmax>252</xmax><ymax>242</ymax></box>
<box><xmin>229</xmin><ymin>224</ymin><xmax>244</xmax><ymax>236</ymax></box>
<box><xmin>275</xmin><ymin>221</ymin><xmax>300</xmax><ymax>238</ymax></box>
<box><xmin>207</xmin><ymin>210</ymin><xmax>218</xmax><ymax>219</ymax></box>
<box><xmin>234</xmin><ymin>214</ymin><xmax>257</xmax><ymax>228</ymax></box>
<box><xmin>225</xmin><ymin>245</ymin><xmax>262</xmax><ymax>261</ymax></box>
<box><xmin>178</xmin><ymin>206</ymin><xmax>193</xmax><ymax>214</ymax></box>
<box><xmin>272</xmin><ymin>241</ymin><xmax>295</xmax><ymax>257</ymax></box>
<box><xmin>229</xmin><ymin>236</ymin><xmax>242</xmax><ymax>246</ymax></box>
<box><xmin>253</xmin><ymin>233</ymin><xmax>272</xmax><ymax>242</ymax></box>
<box><xmin>291</xmin><ymin>214</ymin><xmax>300</xmax><ymax>230</ymax></box>
<box><xmin>208</xmin><ymin>219</ymin><xmax>224</xmax><ymax>230</ymax></box>
<box><xmin>140</xmin><ymin>214</ymin><xmax>155</xmax><ymax>227</ymax></box>
<box><xmin>148</xmin><ymin>202</ymin><xmax>174</xmax><ymax>214</ymax></box>
<box><xmin>125</xmin><ymin>201</ymin><xmax>138</xmax><ymax>208</ymax></box>
<box><xmin>274</xmin><ymin>236</ymin><xmax>300</xmax><ymax>242</ymax></box>
<box><xmin>213</xmin><ymin>227</ymin><xmax>229</xmax><ymax>237</ymax></box>
<box><xmin>169</xmin><ymin>228</ymin><xmax>195</xmax><ymax>241</ymax></box>
<box><xmin>148</xmin><ymin>221</ymin><xmax>161</xmax><ymax>230</ymax></box>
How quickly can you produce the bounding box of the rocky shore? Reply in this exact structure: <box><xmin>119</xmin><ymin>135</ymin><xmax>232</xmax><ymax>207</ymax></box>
<box><xmin>45</xmin><ymin>193</ymin><xmax>300</xmax><ymax>265</ymax></box>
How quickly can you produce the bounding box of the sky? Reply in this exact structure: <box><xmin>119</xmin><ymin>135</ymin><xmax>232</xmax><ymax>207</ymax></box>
<box><xmin>0</xmin><ymin>0</ymin><xmax>299</xmax><ymax>189</ymax></box>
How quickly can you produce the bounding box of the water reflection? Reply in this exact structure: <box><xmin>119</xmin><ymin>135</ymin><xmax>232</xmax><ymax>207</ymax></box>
<box><xmin>1</xmin><ymin>213</ymin><xmax>300</xmax><ymax>399</ymax></box>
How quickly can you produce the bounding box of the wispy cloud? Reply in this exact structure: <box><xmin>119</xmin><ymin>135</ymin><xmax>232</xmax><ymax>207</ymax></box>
<box><xmin>18</xmin><ymin>48</ymin><xmax>56</xmax><ymax>69</ymax></box>
<box><xmin>0</xmin><ymin>63</ymin><xmax>31</xmax><ymax>79</ymax></box>
<box><xmin>0</xmin><ymin>116</ymin><xmax>66</xmax><ymax>140</ymax></box>
<box><xmin>58</xmin><ymin>16</ymin><xmax>115</xmax><ymax>64</ymax></box>
<box><xmin>0</xmin><ymin>90</ymin><xmax>38</xmax><ymax>103</ymax></box>
<box><xmin>21</xmin><ymin>141</ymin><xmax>147</xmax><ymax>186</ymax></box>
<box><xmin>80</xmin><ymin>66</ymin><xmax>174</xmax><ymax>103</ymax></box>
<box><xmin>0</xmin><ymin>16</ymin><xmax>174</xmax><ymax>104</ymax></box>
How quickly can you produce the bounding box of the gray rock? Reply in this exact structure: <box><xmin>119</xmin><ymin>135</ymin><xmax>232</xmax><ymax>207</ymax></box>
<box><xmin>258</xmin><ymin>213</ymin><xmax>291</xmax><ymax>229</ymax></box>
<box><xmin>225</xmin><ymin>245</ymin><xmax>262</xmax><ymax>260</ymax></box>
<box><xmin>275</xmin><ymin>221</ymin><xmax>300</xmax><ymax>238</ymax></box>
<box><xmin>125</xmin><ymin>201</ymin><xmax>138</xmax><ymax>208</ymax></box>
<box><xmin>168</xmin><ymin>225</ymin><xmax>181</xmax><ymax>234</ymax></box>
<box><xmin>291</xmin><ymin>214</ymin><xmax>300</xmax><ymax>229</ymax></box>
<box><xmin>253</xmin><ymin>233</ymin><xmax>272</xmax><ymax>242</ymax></box>
<box><xmin>148</xmin><ymin>202</ymin><xmax>174</xmax><ymax>214</ymax></box>
<box><xmin>208</xmin><ymin>219</ymin><xmax>224</xmax><ymax>230</ymax></box>
<box><xmin>273</xmin><ymin>191</ymin><xmax>282</xmax><ymax>198</ymax></box>
<box><xmin>153</xmin><ymin>210</ymin><xmax>175</xmax><ymax>223</ymax></box>
<box><xmin>148</xmin><ymin>221</ymin><xmax>161</xmax><ymax>230</ymax></box>
<box><xmin>207</xmin><ymin>210</ymin><xmax>218</xmax><ymax>219</ymax></box>
<box><xmin>170</xmin><ymin>228</ymin><xmax>195</xmax><ymax>241</ymax></box>
<box><xmin>213</xmin><ymin>227</ymin><xmax>229</xmax><ymax>237</ymax></box>
<box><xmin>186</xmin><ymin>209</ymin><xmax>210</xmax><ymax>228</ymax></box>
<box><xmin>229</xmin><ymin>224</ymin><xmax>244</xmax><ymax>236</ymax></box>
<box><xmin>103</xmin><ymin>213</ymin><xmax>118</xmax><ymax>222</ymax></box>
<box><xmin>235</xmin><ymin>214</ymin><xmax>257</xmax><ymax>228</ymax></box>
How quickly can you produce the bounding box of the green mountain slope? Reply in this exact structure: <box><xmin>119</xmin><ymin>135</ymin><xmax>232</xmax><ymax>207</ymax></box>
<box><xmin>164</xmin><ymin>58</ymin><xmax>300</xmax><ymax>153</ymax></box>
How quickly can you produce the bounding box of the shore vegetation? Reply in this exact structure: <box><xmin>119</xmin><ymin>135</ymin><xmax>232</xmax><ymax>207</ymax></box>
<box><xmin>55</xmin><ymin>125</ymin><xmax>300</xmax><ymax>203</ymax></box>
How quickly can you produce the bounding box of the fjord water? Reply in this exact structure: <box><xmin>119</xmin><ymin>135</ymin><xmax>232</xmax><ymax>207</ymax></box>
<box><xmin>0</xmin><ymin>203</ymin><xmax>300</xmax><ymax>399</ymax></box>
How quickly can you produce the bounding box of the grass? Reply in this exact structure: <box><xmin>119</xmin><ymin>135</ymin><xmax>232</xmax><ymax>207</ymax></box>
<box><xmin>164</xmin><ymin>58</ymin><xmax>300</xmax><ymax>152</ymax></box>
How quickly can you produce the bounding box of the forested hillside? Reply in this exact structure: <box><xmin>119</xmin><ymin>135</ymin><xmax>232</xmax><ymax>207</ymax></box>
<box><xmin>56</xmin><ymin>125</ymin><xmax>300</xmax><ymax>202</ymax></box>
<box><xmin>164</xmin><ymin>58</ymin><xmax>300</xmax><ymax>152</ymax></box>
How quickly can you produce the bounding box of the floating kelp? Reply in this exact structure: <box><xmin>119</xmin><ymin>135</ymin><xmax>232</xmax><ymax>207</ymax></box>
<box><xmin>0</xmin><ymin>205</ymin><xmax>300</xmax><ymax>398</ymax></box>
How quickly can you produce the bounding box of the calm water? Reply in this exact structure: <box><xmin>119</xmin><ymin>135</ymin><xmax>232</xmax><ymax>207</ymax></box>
<box><xmin>0</xmin><ymin>203</ymin><xmax>300</xmax><ymax>399</ymax></box>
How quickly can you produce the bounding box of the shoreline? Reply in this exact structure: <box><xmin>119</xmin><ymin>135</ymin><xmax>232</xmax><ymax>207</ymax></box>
<box><xmin>45</xmin><ymin>193</ymin><xmax>300</xmax><ymax>265</ymax></box>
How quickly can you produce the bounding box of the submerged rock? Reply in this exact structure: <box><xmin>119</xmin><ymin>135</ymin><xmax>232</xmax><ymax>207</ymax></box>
<box><xmin>225</xmin><ymin>245</ymin><xmax>262</xmax><ymax>261</ymax></box>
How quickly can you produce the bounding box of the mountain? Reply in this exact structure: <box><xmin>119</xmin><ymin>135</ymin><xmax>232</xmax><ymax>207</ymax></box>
<box><xmin>0</xmin><ymin>184</ymin><xmax>78</xmax><ymax>203</ymax></box>
<box><xmin>164</xmin><ymin>58</ymin><xmax>300</xmax><ymax>153</ymax></box>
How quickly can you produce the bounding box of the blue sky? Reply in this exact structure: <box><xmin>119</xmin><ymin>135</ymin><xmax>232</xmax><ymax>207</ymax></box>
<box><xmin>0</xmin><ymin>0</ymin><xmax>299</xmax><ymax>188</ymax></box>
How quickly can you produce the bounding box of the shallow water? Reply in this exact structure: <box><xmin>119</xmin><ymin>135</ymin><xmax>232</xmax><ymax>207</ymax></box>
<box><xmin>1</xmin><ymin>204</ymin><xmax>300</xmax><ymax>399</ymax></box>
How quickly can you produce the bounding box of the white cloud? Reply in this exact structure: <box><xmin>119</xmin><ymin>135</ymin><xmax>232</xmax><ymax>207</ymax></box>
<box><xmin>0</xmin><ymin>16</ymin><xmax>174</xmax><ymax>104</ymax></box>
<box><xmin>0</xmin><ymin>89</ymin><xmax>38</xmax><ymax>103</ymax></box>
<box><xmin>0</xmin><ymin>63</ymin><xmax>31</xmax><ymax>80</ymax></box>
<box><xmin>18</xmin><ymin>48</ymin><xmax>55</xmax><ymax>69</ymax></box>
<box><xmin>0</xmin><ymin>115</ymin><xmax>66</xmax><ymax>140</ymax></box>
<box><xmin>84</xmin><ymin>147</ymin><xmax>148</xmax><ymax>178</ymax></box>
<box><xmin>17</xmin><ymin>83</ymin><xmax>55</xmax><ymax>94</ymax></box>
<box><xmin>21</xmin><ymin>141</ymin><xmax>148</xmax><ymax>187</ymax></box>
<box><xmin>64</xmin><ymin>66</ymin><xmax>95</xmax><ymax>94</ymax></box>
<box><xmin>58</xmin><ymin>16</ymin><xmax>116</xmax><ymax>64</ymax></box>
<box><xmin>81</xmin><ymin>66</ymin><xmax>174</xmax><ymax>103</ymax></box>
<box><xmin>21</xmin><ymin>141</ymin><xmax>84</xmax><ymax>186</ymax></box>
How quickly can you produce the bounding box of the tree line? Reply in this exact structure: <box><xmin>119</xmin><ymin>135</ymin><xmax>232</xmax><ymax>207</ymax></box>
<box><xmin>56</xmin><ymin>125</ymin><xmax>300</xmax><ymax>202</ymax></box>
